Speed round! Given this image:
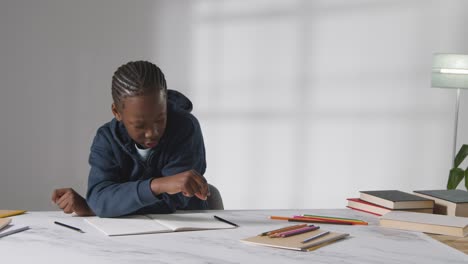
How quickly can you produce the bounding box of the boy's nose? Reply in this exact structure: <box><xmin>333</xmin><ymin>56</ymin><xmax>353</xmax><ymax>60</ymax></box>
<box><xmin>145</xmin><ymin>126</ymin><xmax>159</xmax><ymax>139</ymax></box>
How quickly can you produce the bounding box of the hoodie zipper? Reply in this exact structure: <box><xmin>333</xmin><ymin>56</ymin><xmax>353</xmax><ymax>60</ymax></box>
<box><xmin>146</xmin><ymin>151</ymin><xmax>155</xmax><ymax>168</ymax></box>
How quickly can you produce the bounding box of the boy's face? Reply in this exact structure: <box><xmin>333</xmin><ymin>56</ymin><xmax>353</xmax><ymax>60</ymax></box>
<box><xmin>112</xmin><ymin>90</ymin><xmax>167</xmax><ymax>149</ymax></box>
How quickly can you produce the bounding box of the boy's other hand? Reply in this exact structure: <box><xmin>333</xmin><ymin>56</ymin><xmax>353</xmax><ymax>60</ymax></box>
<box><xmin>151</xmin><ymin>170</ymin><xmax>210</xmax><ymax>200</ymax></box>
<box><xmin>51</xmin><ymin>188</ymin><xmax>95</xmax><ymax>216</ymax></box>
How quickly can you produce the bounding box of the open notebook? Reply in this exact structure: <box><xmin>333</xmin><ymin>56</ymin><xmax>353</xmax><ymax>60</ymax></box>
<box><xmin>84</xmin><ymin>213</ymin><xmax>236</xmax><ymax>236</ymax></box>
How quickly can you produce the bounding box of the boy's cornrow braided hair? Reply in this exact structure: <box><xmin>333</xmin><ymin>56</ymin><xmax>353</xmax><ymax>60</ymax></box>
<box><xmin>111</xmin><ymin>61</ymin><xmax>167</xmax><ymax>109</ymax></box>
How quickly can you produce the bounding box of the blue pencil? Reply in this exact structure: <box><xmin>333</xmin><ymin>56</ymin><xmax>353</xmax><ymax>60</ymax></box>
<box><xmin>301</xmin><ymin>231</ymin><xmax>330</xmax><ymax>243</ymax></box>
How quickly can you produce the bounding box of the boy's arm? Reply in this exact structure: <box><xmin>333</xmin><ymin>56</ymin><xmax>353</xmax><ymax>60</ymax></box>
<box><xmin>86</xmin><ymin>129</ymin><xmax>163</xmax><ymax>217</ymax></box>
<box><xmin>52</xmin><ymin>188</ymin><xmax>95</xmax><ymax>216</ymax></box>
<box><xmin>154</xmin><ymin>114</ymin><xmax>209</xmax><ymax>209</ymax></box>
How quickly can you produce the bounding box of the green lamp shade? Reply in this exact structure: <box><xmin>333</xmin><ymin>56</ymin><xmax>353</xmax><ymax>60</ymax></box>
<box><xmin>432</xmin><ymin>53</ymin><xmax>468</xmax><ymax>89</ymax></box>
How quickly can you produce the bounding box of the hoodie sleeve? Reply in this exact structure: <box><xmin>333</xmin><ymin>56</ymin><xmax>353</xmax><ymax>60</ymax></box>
<box><xmin>86</xmin><ymin>127</ymin><xmax>168</xmax><ymax>217</ymax></box>
<box><xmin>161</xmin><ymin>113</ymin><xmax>208</xmax><ymax>210</ymax></box>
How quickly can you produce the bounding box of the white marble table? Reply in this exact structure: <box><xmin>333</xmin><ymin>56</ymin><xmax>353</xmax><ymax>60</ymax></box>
<box><xmin>0</xmin><ymin>209</ymin><xmax>466</xmax><ymax>263</ymax></box>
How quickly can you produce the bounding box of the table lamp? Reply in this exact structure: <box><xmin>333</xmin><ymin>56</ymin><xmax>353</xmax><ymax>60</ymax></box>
<box><xmin>431</xmin><ymin>53</ymin><xmax>468</xmax><ymax>166</ymax></box>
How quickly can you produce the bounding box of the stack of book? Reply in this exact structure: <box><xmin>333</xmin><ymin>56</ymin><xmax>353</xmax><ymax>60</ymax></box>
<box><xmin>347</xmin><ymin>190</ymin><xmax>434</xmax><ymax>216</ymax></box>
<box><xmin>380</xmin><ymin>211</ymin><xmax>468</xmax><ymax>237</ymax></box>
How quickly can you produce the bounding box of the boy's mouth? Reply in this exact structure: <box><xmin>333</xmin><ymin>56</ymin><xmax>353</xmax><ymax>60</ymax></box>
<box><xmin>145</xmin><ymin>141</ymin><xmax>158</xmax><ymax>148</ymax></box>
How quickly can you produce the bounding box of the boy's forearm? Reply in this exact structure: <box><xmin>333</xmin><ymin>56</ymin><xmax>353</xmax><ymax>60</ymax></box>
<box><xmin>149</xmin><ymin>171</ymin><xmax>209</xmax><ymax>200</ymax></box>
<box><xmin>87</xmin><ymin>175</ymin><xmax>161</xmax><ymax>217</ymax></box>
<box><xmin>150</xmin><ymin>177</ymin><xmax>169</xmax><ymax>195</ymax></box>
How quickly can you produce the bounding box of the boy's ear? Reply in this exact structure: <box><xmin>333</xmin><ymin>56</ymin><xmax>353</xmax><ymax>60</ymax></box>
<box><xmin>111</xmin><ymin>103</ymin><xmax>122</xmax><ymax>121</ymax></box>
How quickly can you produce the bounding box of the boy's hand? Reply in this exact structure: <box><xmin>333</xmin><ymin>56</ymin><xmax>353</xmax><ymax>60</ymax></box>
<box><xmin>151</xmin><ymin>170</ymin><xmax>210</xmax><ymax>200</ymax></box>
<box><xmin>51</xmin><ymin>188</ymin><xmax>95</xmax><ymax>216</ymax></box>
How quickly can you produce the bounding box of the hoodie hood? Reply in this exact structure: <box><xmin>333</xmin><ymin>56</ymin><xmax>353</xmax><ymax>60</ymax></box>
<box><xmin>167</xmin><ymin>89</ymin><xmax>193</xmax><ymax>112</ymax></box>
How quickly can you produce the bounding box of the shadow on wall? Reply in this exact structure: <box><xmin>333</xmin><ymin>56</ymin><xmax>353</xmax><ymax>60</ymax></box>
<box><xmin>156</xmin><ymin>0</ymin><xmax>468</xmax><ymax>209</ymax></box>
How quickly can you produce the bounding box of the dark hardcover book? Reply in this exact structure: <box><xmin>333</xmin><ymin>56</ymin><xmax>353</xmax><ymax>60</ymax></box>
<box><xmin>360</xmin><ymin>190</ymin><xmax>434</xmax><ymax>210</ymax></box>
<box><xmin>413</xmin><ymin>189</ymin><xmax>468</xmax><ymax>217</ymax></box>
<box><xmin>413</xmin><ymin>190</ymin><xmax>468</xmax><ymax>203</ymax></box>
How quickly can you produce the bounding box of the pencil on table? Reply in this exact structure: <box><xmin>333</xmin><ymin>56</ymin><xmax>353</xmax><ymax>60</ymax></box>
<box><xmin>270</xmin><ymin>215</ymin><xmax>356</xmax><ymax>225</ymax></box>
<box><xmin>270</xmin><ymin>216</ymin><xmax>291</xmax><ymax>221</ymax></box>
<box><xmin>302</xmin><ymin>214</ymin><xmax>368</xmax><ymax>224</ymax></box>
<box><xmin>288</xmin><ymin>218</ymin><xmax>353</xmax><ymax>225</ymax></box>
<box><xmin>259</xmin><ymin>224</ymin><xmax>307</xmax><ymax>236</ymax></box>
<box><xmin>301</xmin><ymin>231</ymin><xmax>330</xmax><ymax>243</ymax></box>
<box><xmin>295</xmin><ymin>215</ymin><xmax>368</xmax><ymax>225</ymax></box>
<box><xmin>271</xmin><ymin>225</ymin><xmax>319</xmax><ymax>238</ymax></box>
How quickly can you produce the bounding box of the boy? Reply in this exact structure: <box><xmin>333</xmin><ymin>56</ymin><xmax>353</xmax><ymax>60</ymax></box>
<box><xmin>52</xmin><ymin>61</ymin><xmax>209</xmax><ymax>217</ymax></box>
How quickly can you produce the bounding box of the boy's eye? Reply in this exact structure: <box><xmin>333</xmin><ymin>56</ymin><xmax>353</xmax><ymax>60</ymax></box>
<box><xmin>134</xmin><ymin>125</ymin><xmax>144</xmax><ymax>130</ymax></box>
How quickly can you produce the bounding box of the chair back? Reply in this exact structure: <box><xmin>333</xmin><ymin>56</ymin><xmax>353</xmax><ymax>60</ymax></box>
<box><xmin>207</xmin><ymin>184</ymin><xmax>224</xmax><ymax>210</ymax></box>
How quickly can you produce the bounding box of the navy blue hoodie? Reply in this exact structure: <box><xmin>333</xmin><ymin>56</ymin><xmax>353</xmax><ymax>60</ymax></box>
<box><xmin>86</xmin><ymin>90</ymin><xmax>208</xmax><ymax>217</ymax></box>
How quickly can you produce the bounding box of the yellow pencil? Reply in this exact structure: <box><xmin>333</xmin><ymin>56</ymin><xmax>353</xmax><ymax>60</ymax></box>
<box><xmin>270</xmin><ymin>216</ymin><xmax>290</xmax><ymax>221</ymax></box>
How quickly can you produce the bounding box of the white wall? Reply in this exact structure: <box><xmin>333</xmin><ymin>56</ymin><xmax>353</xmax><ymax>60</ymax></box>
<box><xmin>1</xmin><ymin>0</ymin><xmax>467</xmax><ymax>211</ymax></box>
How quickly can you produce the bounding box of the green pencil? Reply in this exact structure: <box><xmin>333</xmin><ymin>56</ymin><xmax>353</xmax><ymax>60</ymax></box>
<box><xmin>302</xmin><ymin>214</ymin><xmax>366</xmax><ymax>223</ymax></box>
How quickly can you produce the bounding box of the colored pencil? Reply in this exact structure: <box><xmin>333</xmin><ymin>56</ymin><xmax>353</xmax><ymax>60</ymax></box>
<box><xmin>270</xmin><ymin>216</ymin><xmax>292</xmax><ymax>221</ymax></box>
<box><xmin>270</xmin><ymin>215</ymin><xmax>352</xmax><ymax>225</ymax></box>
<box><xmin>295</xmin><ymin>215</ymin><xmax>368</xmax><ymax>225</ymax></box>
<box><xmin>288</xmin><ymin>218</ymin><xmax>353</xmax><ymax>225</ymax></box>
<box><xmin>302</xmin><ymin>214</ymin><xmax>367</xmax><ymax>224</ymax></box>
<box><xmin>259</xmin><ymin>224</ymin><xmax>307</xmax><ymax>236</ymax></box>
<box><xmin>272</xmin><ymin>225</ymin><xmax>319</xmax><ymax>238</ymax></box>
<box><xmin>301</xmin><ymin>231</ymin><xmax>330</xmax><ymax>243</ymax></box>
<box><xmin>270</xmin><ymin>215</ymin><xmax>363</xmax><ymax>225</ymax></box>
